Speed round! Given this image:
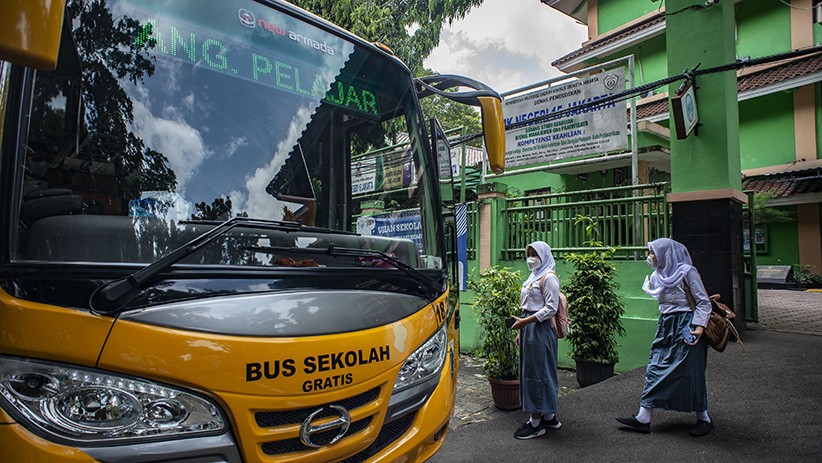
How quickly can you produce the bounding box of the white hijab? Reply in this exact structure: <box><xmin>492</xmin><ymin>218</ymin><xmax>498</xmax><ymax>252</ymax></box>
<box><xmin>642</xmin><ymin>238</ymin><xmax>694</xmax><ymax>299</ymax></box>
<box><xmin>524</xmin><ymin>241</ymin><xmax>556</xmax><ymax>286</ymax></box>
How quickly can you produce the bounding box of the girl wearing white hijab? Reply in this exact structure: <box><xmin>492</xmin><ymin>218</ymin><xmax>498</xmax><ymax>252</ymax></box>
<box><xmin>510</xmin><ymin>241</ymin><xmax>562</xmax><ymax>439</ymax></box>
<box><xmin>616</xmin><ymin>238</ymin><xmax>714</xmax><ymax>436</ymax></box>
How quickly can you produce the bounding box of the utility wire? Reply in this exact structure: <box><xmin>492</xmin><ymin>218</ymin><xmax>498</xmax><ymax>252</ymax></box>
<box><xmin>449</xmin><ymin>45</ymin><xmax>822</xmax><ymax>146</ymax></box>
<box><xmin>776</xmin><ymin>0</ymin><xmax>818</xmax><ymax>10</ymax></box>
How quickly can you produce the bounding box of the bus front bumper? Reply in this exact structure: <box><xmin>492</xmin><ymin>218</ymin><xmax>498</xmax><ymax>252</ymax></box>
<box><xmin>0</xmin><ymin>348</ymin><xmax>457</xmax><ymax>463</ymax></box>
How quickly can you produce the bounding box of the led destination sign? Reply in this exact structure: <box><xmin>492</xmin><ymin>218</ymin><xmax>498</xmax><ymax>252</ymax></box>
<box><xmin>135</xmin><ymin>18</ymin><xmax>380</xmax><ymax>118</ymax></box>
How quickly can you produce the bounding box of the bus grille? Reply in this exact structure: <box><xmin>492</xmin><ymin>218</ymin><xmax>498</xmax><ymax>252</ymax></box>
<box><xmin>338</xmin><ymin>412</ymin><xmax>416</xmax><ymax>463</ymax></box>
<box><xmin>261</xmin><ymin>417</ymin><xmax>372</xmax><ymax>455</ymax></box>
<box><xmin>255</xmin><ymin>387</ymin><xmax>380</xmax><ymax>428</ymax></box>
<box><xmin>256</xmin><ymin>387</ymin><xmax>382</xmax><ymax>456</ymax></box>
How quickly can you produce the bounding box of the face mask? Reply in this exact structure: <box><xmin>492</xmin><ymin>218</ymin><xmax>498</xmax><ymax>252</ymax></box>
<box><xmin>526</xmin><ymin>257</ymin><xmax>541</xmax><ymax>270</ymax></box>
<box><xmin>646</xmin><ymin>255</ymin><xmax>657</xmax><ymax>268</ymax></box>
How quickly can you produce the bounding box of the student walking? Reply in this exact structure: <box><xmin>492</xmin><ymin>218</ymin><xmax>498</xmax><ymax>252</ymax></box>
<box><xmin>616</xmin><ymin>238</ymin><xmax>714</xmax><ymax>436</ymax></box>
<box><xmin>510</xmin><ymin>241</ymin><xmax>562</xmax><ymax>439</ymax></box>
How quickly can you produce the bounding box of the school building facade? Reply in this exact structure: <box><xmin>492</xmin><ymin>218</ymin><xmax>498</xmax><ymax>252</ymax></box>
<box><xmin>454</xmin><ymin>0</ymin><xmax>821</xmax><ymax>372</ymax></box>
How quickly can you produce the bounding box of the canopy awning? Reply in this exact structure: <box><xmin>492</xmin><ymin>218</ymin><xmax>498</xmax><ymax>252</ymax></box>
<box><xmin>742</xmin><ymin>168</ymin><xmax>822</xmax><ymax>206</ymax></box>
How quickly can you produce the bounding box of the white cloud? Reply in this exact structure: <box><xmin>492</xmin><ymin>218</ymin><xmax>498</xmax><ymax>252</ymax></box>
<box><xmin>240</xmin><ymin>105</ymin><xmax>316</xmax><ymax>220</ymax></box>
<box><xmin>132</xmin><ymin>100</ymin><xmax>211</xmax><ymax>192</ymax></box>
<box><xmin>425</xmin><ymin>0</ymin><xmax>587</xmax><ymax>94</ymax></box>
<box><xmin>226</xmin><ymin>136</ymin><xmax>249</xmax><ymax>158</ymax></box>
<box><xmin>182</xmin><ymin>93</ymin><xmax>196</xmax><ymax>111</ymax></box>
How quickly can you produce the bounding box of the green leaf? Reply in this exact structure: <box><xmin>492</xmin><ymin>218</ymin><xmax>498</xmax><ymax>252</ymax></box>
<box><xmin>563</xmin><ymin>215</ymin><xmax>626</xmax><ymax>364</ymax></box>
<box><xmin>470</xmin><ymin>265</ymin><xmax>521</xmax><ymax>379</ymax></box>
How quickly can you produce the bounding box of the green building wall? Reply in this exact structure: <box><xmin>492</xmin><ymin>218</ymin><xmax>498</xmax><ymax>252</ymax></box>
<box><xmin>604</xmin><ymin>36</ymin><xmax>668</xmax><ymax>86</ymax></box>
<box><xmin>739</xmin><ymin>93</ymin><xmax>796</xmax><ymax>169</ymax></box>
<box><xmin>755</xmin><ymin>210</ymin><xmax>801</xmax><ymax>267</ymax></box>
<box><xmin>502</xmin><ymin>170</ymin><xmax>565</xmax><ymax>196</ymax></box>
<box><xmin>597</xmin><ymin>0</ymin><xmax>657</xmax><ymax>35</ymax></box>
<box><xmin>626</xmin><ymin>37</ymin><xmax>668</xmax><ymax>86</ymax></box>
<box><xmin>736</xmin><ymin>1</ymin><xmax>792</xmax><ymax>58</ymax></box>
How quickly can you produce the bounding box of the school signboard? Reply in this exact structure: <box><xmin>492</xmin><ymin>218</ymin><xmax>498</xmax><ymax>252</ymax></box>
<box><xmin>503</xmin><ymin>68</ymin><xmax>628</xmax><ymax>168</ymax></box>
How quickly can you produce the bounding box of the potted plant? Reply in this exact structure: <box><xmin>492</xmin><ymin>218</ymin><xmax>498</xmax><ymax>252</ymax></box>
<box><xmin>563</xmin><ymin>216</ymin><xmax>626</xmax><ymax>387</ymax></box>
<box><xmin>469</xmin><ymin>265</ymin><xmax>522</xmax><ymax>410</ymax></box>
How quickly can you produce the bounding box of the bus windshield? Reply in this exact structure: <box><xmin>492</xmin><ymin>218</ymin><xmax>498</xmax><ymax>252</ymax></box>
<box><xmin>15</xmin><ymin>0</ymin><xmax>443</xmax><ymax>271</ymax></box>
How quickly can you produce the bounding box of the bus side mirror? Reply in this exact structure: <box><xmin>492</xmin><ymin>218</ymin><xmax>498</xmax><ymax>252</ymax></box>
<box><xmin>417</xmin><ymin>74</ymin><xmax>506</xmax><ymax>174</ymax></box>
<box><xmin>0</xmin><ymin>0</ymin><xmax>66</xmax><ymax>70</ymax></box>
<box><xmin>477</xmin><ymin>96</ymin><xmax>505</xmax><ymax>174</ymax></box>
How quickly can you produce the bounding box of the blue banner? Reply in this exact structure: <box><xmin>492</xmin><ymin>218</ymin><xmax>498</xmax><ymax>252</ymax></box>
<box><xmin>456</xmin><ymin>203</ymin><xmax>467</xmax><ymax>290</ymax></box>
<box><xmin>356</xmin><ymin>211</ymin><xmax>423</xmax><ymax>254</ymax></box>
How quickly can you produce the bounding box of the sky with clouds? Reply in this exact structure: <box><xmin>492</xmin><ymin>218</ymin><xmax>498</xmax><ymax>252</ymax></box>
<box><xmin>424</xmin><ymin>0</ymin><xmax>589</xmax><ymax>95</ymax></box>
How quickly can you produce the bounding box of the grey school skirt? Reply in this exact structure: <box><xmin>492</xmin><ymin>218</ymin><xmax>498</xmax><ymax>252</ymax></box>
<box><xmin>519</xmin><ymin>312</ymin><xmax>558</xmax><ymax>415</ymax></box>
<box><xmin>640</xmin><ymin>311</ymin><xmax>708</xmax><ymax>412</ymax></box>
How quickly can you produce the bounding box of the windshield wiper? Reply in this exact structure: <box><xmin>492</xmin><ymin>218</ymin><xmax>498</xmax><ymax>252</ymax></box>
<box><xmin>246</xmin><ymin>244</ymin><xmax>443</xmax><ymax>300</ymax></box>
<box><xmin>91</xmin><ymin>217</ymin><xmax>335</xmax><ymax>313</ymax></box>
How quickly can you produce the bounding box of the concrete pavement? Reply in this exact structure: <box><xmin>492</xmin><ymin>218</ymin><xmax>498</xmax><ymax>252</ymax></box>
<box><xmin>753</xmin><ymin>289</ymin><xmax>822</xmax><ymax>335</ymax></box>
<box><xmin>430</xmin><ymin>289</ymin><xmax>822</xmax><ymax>462</ymax></box>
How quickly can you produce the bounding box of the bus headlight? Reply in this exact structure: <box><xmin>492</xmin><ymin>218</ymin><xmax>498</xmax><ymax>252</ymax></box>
<box><xmin>0</xmin><ymin>356</ymin><xmax>226</xmax><ymax>444</ymax></box>
<box><xmin>393</xmin><ymin>325</ymin><xmax>447</xmax><ymax>391</ymax></box>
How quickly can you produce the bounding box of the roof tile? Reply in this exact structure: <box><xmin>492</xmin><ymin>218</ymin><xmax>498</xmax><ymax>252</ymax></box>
<box><xmin>552</xmin><ymin>14</ymin><xmax>665</xmax><ymax>67</ymax></box>
<box><xmin>633</xmin><ymin>54</ymin><xmax>822</xmax><ymax>119</ymax></box>
<box><xmin>742</xmin><ymin>169</ymin><xmax>822</xmax><ymax>197</ymax></box>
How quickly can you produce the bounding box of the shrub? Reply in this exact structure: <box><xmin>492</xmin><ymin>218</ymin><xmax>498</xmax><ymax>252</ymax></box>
<box><xmin>792</xmin><ymin>265</ymin><xmax>822</xmax><ymax>287</ymax></box>
<box><xmin>469</xmin><ymin>265</ymin><xmax>521</xmax><ymax>380</ymax></box>
<box><xmin>562</xmin><ymin>216</ymin><xmax>626</xmax><ymax>364</ymax></box>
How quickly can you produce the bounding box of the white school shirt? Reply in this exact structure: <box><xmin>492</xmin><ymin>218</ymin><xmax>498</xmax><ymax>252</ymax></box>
<box><xmin>520</xmin><ymin>272</ymin><xmax>559</xmax><ymax>323</ymax></box>
<box><xmin>649</xmin><ymin>267</ymin><xmax>712</xmax><ymax>327</ymax></box>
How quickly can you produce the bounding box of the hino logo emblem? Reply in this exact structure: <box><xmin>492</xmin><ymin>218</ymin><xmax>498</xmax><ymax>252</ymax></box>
<box><xmin>238</xmin><ymin>8</ymin><xmax>256</xmax><ymax>28</ymax></box>
<box><xmin>300</xmin><ymin>405</ymin><xmax>351</xmax><ymax>448</ymax></box>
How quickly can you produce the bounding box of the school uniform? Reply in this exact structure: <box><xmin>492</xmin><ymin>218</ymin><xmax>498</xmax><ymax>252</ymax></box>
<box><xmin>519</xmin><ymin>241</ymin><xmax>560</xmax><ymax>418</ymax></box>
<box><xmin>640</xmin><ymin>266</ymin><xmax>711</xmax><ymax>411</ymax></box>
<box><xmin>617</xmin><ymin>237</ymin><xmax>715</xmax><ymax>437</ymax></box>
<box><xmin>519</xmin><ymin>271</ymin><xmax>560</xmax><ymax>416</ymax></box>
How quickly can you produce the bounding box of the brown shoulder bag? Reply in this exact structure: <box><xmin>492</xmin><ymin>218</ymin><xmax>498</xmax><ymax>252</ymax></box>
<box><xmin>684</xmin><ymin>284</ymin><xmax>745</xmax><ymax>353</ymax></box>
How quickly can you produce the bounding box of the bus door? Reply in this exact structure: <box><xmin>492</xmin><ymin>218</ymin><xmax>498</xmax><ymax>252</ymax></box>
<box><xmin>430</xmin><ymin>118</ymin><xmax>459</xmax><ymax>292</ymax></box>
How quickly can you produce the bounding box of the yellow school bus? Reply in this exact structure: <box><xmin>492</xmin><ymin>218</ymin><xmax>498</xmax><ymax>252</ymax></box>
<box><xmin>0</xmin><ymin>0</ymin><xmax>505</xmax><ymax>461</ymax></box>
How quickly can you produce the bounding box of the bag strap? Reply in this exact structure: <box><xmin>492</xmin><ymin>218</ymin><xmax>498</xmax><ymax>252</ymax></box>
<box><xmin>539</xmin><ymin>272</ymin><xmax>561</xmax><ymax>331</ymax></box>
<box><xmin>725</xmin><ymin>317</ymin><xmax>746</xmax><ymax>353</ymax></box>
<box><xmin>538</xmin><ymin>271</ymin><xmax>559</xmax><ymax>292</ymax></box>
<box><xmin>684</xmin><ymin>283</ymin><xmax>726</xmax><ymax>315</ymax></box>
<box><xmin>684</xmin><ymin>282</ymin><xmax>697</xmax><ymax>311</ymax></box>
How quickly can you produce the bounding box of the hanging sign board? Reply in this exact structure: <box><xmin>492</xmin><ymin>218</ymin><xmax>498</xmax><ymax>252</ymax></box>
<box><xmin>671</xmin><ymin>82</ymin><xmax>698</xmax><ymax>139</ymax></box>
<box><xmin>502</xmin><ymin>68</ymin><xmax>628</xmax><ymax>168</ymax></box>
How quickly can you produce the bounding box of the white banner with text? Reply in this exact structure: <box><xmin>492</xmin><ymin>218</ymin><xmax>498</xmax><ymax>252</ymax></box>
<box><xmin>503</xmin><ymin>68</ymin><xmax>628</xmax><ymax>168</ymax></box>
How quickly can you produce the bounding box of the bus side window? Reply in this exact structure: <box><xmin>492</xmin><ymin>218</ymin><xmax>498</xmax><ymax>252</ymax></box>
<box><xmin>20</xmin><ymin>20</ymin><xmax>85</xmax><ymax>226</ymax></box>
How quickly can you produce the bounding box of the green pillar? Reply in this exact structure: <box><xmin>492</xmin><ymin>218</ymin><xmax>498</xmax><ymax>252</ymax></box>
<box><xmin>665</xmin><ymin>0</ymin><xmax>747</xmax><ymax>326</ymax></box>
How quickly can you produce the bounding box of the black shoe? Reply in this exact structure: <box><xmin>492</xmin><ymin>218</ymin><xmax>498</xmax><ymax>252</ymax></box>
<box><xmin>514</xmin><ymin>420</ymin><xmax>546</xmax><ymax>439</ymax></box>
<box><xmin>690</xmin><ymin>419</ymin><xmax>714</xmax><ymax>436</ymax></box>
<box><xmin>541</xmin><ymin>416</ymin><xmax>562</xmax><ymax>430</ymax></box>
<box><xmin>615</xmin><ymin>416</ymin><xmax>650</xmax><ymax>433</ymax></box>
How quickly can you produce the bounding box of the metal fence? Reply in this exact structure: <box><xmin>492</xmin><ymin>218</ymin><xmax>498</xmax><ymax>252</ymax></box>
<box><xmin>466</xmin><ymin>201</ymin><xmax>478</xmax><ymax>260</ymax></box>
<box><xmin>500</xmin><ymin>183</ymin><xmax>671</xmax><ymax>260</ymax></box>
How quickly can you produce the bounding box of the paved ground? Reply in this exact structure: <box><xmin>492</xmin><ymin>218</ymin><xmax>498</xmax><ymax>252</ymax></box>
<box><xmin>432</xmin><ymin>289</ymin><xmax>822</xmax><ymax>462</ymax></box>
<box><xmin>449</xmin><ymin>356</ymin><xmax>579</xmax><ymax>429</ymax></box>
<box><xmin>750</xmin><ymin>289</ymin><xmax>822</xmax><ymax>335</ymax></box>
